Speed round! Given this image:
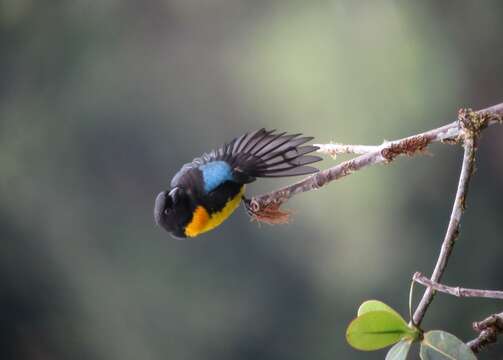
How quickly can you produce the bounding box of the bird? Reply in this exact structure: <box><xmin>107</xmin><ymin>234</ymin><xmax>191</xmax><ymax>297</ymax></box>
<box><xmin>154</xmin><ymin>129</ymin><xmax>322</xmax><ymax>239</ymax></box>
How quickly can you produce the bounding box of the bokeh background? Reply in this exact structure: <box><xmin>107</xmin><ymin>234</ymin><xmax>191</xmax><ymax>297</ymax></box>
<box><xmin>1</xmin><ymin>1</ymin><xmax>503</xmax><ymax>359</ymax></box>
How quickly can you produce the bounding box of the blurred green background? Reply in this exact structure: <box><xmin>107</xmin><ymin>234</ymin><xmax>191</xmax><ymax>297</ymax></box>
<box><xmin>1</xmin><ymin>1</ymin><xmax>503</xmax><ymax>359</ymax></box>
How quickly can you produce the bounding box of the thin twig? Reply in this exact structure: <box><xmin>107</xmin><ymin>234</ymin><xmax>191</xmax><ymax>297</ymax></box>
<box><xmin>412</xmin><ymin>114</ymin><xmax>479</xmax><ymax>326</ymax></box>
<box><xmin>413</xmin><ymin>274</ymin><xmax>503</xmax><ymax>353</ymax></box>
<box><xmin>413</xmin><ymin>272</ymin><xmax>503</xmax><ymax>300</ymax></box>
<box><xmin>314</xmin><ymin>143</ymin><xmax>381</xmax><ymax>157</ymax></box>
<box><xmin>466</xmin><ymin>312</ymin><xmax>503</xmax><ymax>353</ymax></box>
<box><xmin>246</xmin><ymin>103</ymin><xmax>503</xmax><ymax>223</ymax></box>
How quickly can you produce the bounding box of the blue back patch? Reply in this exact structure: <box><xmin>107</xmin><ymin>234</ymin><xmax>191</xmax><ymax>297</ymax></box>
<box><xmin>200</xmin><ymin>161</ymin><xmax>233</xmax><ymax>193</ymax></box>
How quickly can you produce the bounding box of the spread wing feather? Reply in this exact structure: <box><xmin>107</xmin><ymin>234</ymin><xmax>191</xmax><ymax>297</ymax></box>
<box><xmin>171</xmin><ymin>129</ymin><xmax>322</xmax><ymax>190</ymax></box>
<box><xmin>216</xmin><ymin>129</ymin><xmax>322</xmax><ymax>183</ymax></box>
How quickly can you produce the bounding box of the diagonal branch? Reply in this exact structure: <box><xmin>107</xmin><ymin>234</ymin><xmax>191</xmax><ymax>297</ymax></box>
<box><xmin>246</xmin><ymin>103</ymin><xmax>503</xmax><ymax>223</ymax></box>
<box><xmin>413</xmin><ymin>272</ymin><xmax>503</xmax><ymax>300</ymax></box>
<box><xmin>411</xmin><ymin>114</ymin><xmax>479</xmax><ymax>326</ymax></box>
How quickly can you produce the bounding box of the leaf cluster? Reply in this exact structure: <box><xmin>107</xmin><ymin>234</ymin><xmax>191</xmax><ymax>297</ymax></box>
<box><xmin>346</xmin><ymin>300</ymin><xmax>476</xmax><ymax>359</ymax></box>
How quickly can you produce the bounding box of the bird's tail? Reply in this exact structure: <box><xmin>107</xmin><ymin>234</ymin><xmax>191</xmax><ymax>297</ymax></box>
<box><xmin>225</xmin><ymin>129</ymin><xmax>322</xmax><ymax>180</ymax></box>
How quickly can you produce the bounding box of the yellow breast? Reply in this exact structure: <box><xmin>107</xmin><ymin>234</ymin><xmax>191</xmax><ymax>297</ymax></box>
<box><xmin>184</xmin><ymin>186</ymin><xmax>245</xmax><ymax>238</ymax></box>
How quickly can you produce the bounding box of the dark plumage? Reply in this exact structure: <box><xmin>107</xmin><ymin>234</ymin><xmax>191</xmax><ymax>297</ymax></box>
<box><xmin>154</xmin><ymin>129</ymin><xmax>322</xmax><ymax>239</ymax></box>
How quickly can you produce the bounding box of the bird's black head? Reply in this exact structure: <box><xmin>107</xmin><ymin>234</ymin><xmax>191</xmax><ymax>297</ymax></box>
<box><xmin>154</xmin><ymin>187</ymin><xmax>194</xmax><ymax>239</ymax></box>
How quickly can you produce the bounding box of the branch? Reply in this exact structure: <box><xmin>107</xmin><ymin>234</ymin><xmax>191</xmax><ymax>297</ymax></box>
<box><xmin>314</xmin><ymin>143</ymin><xmax>380</xmax><ymax>157</ymax></box>
<box><xmin>466</xmin><ymin>312</ymin><xmax>503</xmax><ymax>353</ymax></box>
<box><xmin>413</xmin><ymin>272</ymin><xmax>503</xmax><ymax>300</ymax></box>
<box><xmin>412</xmin><ymin>114</ymin><xmax>479</xmax><ymax>326</ymax></box>
<box><xmin>246</xmin><ymin>103</ymin><xmax>503</xmax><ymax>223</ymax></box>
<box><xmin>413</xmin><ymin>272</ymin><xmax>503</xmax><ymax>352</ymax></box>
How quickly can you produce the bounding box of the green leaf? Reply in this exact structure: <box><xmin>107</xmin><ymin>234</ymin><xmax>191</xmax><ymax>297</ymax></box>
<box><xmin>386</xmin><ymin>339</ymin><xmax>413</xmax><ymax>360</ymax></box>
<box><xmin>346</xmin><ymin>311</ymin><xmax>415</xmax><ymax>351</ymax></box>
<box><xmin>420</xmin><ymin>330</ymin><xmax>476</xmax><ymax>360</ymax></box>
<box><xmin>358</xmin><ymin>300</ymin><xmax>402</xmax><ymax>318</ymax></box>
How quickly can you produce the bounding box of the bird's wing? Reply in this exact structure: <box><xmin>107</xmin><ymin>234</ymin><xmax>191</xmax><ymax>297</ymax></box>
<box><xmin>201</xmin><ymin>129</ymin><xmax>322</xmax><ymax>184</ymax></box>
<box><xmin>171</xmin><ymin>129</ymin><xmax>322</xmax><ymax>192</ymax></box>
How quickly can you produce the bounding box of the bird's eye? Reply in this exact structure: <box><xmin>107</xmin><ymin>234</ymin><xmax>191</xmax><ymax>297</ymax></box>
<box><xmin>164</xmin><ymin>208</ymin><xmax>170</xmax><ymax>215</ymax></box>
